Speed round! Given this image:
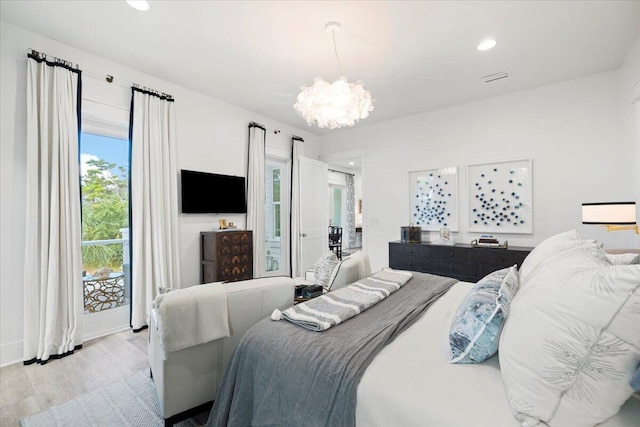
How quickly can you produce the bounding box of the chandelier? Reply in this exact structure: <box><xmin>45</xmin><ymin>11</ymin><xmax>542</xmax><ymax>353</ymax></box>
<box><xmin>293</xmin><ymin>22</ymin><xmax>374</xmax><ymax>129</ymax></box>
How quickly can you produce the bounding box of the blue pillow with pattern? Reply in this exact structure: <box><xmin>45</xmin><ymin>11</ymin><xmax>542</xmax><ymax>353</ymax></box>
<box><xmin>631</xmin><ymin>365</ymin><xmax>640</xmax><ymax>392</ymax></box>
<box><xmin>449</xmin><ymin>266</ymin><xmax>519</xmax><ymax>364</ymax></box>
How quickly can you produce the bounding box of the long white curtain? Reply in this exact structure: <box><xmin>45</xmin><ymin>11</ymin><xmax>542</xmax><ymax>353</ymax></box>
<box><xmin>24</xmin><ymin>54</ymin><xmax>84</xmax><ymax>363</ymax></box>
<box><xmin>130</xmin><ymin>88</ymin><xmax>181</xmax><ymax>330</ymax></box>
<box><xmin>247</xmin><ymin>124</ymin><xmax>266</xmax><ymax>277</ymax></box>
<box><xmin>345</xmin><ymin>173</ymin><xmax>356</xmax><ymax>249</ymax></box>
<box><xmin>290</xmin><ymin>137</ymin><xmax>304</xmax><ymax>277</ymax></box>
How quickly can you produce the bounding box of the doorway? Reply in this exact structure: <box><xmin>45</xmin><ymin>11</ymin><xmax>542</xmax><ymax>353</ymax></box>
<box><xmin>326</xmin><ymin>155</ymin><xmax>365</xmax><ymax>257</ymax></box>
<box><xmin>80</xmin><ymin>132</ymin><xmax>131</xmax><ymax>339</ymax></box>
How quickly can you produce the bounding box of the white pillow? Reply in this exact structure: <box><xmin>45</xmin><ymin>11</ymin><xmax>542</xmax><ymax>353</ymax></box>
<box><xmin>606</xmin><ymin>253</ymin><xmax>640</xmax><ymax>265</ymax></box>
<box><xmin>499</xmin><ymin>242</ymin><xmax>640</xmax><ymax>427</ymax></box>
<box><xmin>518</xmin><ymin>229</ymin><xmax>587</xmax><ymax>284</ymax></box>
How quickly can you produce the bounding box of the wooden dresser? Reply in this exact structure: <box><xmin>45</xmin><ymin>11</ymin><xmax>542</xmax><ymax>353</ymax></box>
<box><xmin>201</xmin><ymin>230</ymin><xmax>253</xmax><ymax>283</ymax></box>
<box><xmin>388</xmin><ymin>241</ymin><xmax>532</xmax><ymax>282</ymax></box>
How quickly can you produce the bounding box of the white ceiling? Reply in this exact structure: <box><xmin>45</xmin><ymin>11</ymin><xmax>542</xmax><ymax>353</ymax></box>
<box><xmin>2</xmin><ymin>1</ymin><xmax>639</xmax><ymax>136</ymax></box>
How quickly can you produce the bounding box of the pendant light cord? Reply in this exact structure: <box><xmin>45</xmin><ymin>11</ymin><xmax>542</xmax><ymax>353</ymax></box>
<box><xmin>332</xmin><ymin>30</ymin><xmax>342</xmax><ymax>77</ymax></box>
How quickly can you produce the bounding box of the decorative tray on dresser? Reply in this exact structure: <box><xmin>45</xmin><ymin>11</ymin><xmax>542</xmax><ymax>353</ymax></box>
<box><xmin>388</xmin><ymin>241</ymin><xmax>532</xmax><ymax>283</ymax></box>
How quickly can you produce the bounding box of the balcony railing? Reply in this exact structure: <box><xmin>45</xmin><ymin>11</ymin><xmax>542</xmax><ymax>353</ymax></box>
<box><xmin>81</xmin><ymin>228</ymin><xmax>130</xmax><ymax>313</ymax></box>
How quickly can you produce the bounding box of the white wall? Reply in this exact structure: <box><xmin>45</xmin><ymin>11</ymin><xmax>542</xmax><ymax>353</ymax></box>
<box><xmin>319</xmin><ymin>67</ymin><xmax>640</xmax><ymax>271</ymax></box>
<box><xmin>0</xmin><ymin>21</ymin><xmax>320</xmax><ymax>366</ymax></box>
<box><xmin>619</xmin><ymin>38</ymin><xmax>640</xmax><ymax>213</ymax></box>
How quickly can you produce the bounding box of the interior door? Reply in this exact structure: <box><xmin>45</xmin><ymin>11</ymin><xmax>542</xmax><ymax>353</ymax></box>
<box><xmin>299</xmin><ymin>156</ymin><xmax>329</xmax><ymax>273</ymax></box>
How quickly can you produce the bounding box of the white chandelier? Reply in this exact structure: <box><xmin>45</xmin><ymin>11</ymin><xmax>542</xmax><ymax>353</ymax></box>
<box><xmin>293</xmin><ymin>22</ymin><xmax>374</xmax><ymax>129</ymax></box>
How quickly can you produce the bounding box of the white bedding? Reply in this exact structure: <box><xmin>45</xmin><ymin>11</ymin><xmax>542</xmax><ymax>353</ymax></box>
<box><xmin>356</xmin><ymin>281</ymin><xmax>640</xmax><ymax>427</ymax></box>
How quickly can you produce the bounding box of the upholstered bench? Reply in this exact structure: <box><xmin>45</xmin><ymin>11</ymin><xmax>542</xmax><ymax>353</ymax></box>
<box><xmin>148</xmin><ymin>276</ymin><xmax>294</xmax><ymax>426</ymax></box>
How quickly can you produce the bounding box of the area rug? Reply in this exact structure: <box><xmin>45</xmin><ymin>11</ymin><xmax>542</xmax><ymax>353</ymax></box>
<box><xmin>20</xmin><ymin>370</ymin><xmax>209</xmax><ymax>426</ymax></box>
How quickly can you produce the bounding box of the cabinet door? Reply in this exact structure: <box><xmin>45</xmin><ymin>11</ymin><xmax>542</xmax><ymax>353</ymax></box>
<box><xmin>477</xmin><ymin>249</ymin><xmax>527</xmax><ymax>266</ymax></box>
<box><xmin>389</xmin><ymin>243</ymin><xmax>411</xmax><ymax>270</ymax></box>
<box><xmin>201</xmin><ymin>233</ymin><xmax>217</xmax><ymax>261</ymax></box>
<box><xmin>405</xmin><ymin>244</ymin><xmax>430</xmax><ymax>272</ymax></box>
<box><xmin>477</xmin><ymin>249</ymin><xmax>529</xmax><ymax>280</ymax></box>
<box><xmin>202</xmin><ymin>261</ymin><xmax>217</xmax><ymax>284</ymax></box>
<box><xmin>389</xmin><ymin>243</ymin><xmax>431</xmax><ymax>272</ymax></box>
<box><xmin>430</xmin><ymin>260</ymin><xmax>476</xmax><ymax>281</ymax></box>
<box><xmin>429</xmin><ymin>246</ymin><xmax>477</xmax><ymax>263</ymax></box>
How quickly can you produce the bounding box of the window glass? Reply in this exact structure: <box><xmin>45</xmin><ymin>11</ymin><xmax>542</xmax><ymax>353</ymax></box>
<box><xmin>80</xmin><ymin>132</ymin><xmax>130</xmax><ymax>313</ymax></box>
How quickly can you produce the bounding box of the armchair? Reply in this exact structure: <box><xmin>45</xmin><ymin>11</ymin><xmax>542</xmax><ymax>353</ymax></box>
<box><xmin>296</xmin><ymin>251</ymin><xmax>371</xmax><ymax>292</ymax></box>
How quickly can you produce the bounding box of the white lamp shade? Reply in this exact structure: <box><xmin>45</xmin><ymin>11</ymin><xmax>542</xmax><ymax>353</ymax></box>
<box><xmin>582</xmin><ymin>202</ymin><xmax>637</xmax><ymax>225</ymax></box>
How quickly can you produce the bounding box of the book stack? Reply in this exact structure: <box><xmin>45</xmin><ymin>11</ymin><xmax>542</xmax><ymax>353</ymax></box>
<box><xmin>477</xmin><ymin>235</ymin><xmax>500</xmax><ymax>247</ymax></box>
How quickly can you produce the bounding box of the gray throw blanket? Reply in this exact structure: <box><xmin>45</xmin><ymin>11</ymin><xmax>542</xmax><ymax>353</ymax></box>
<box><xmin>273</xmin><ymin>268</ymin><xmax>413</xmax><ymax>331</ymax></box>
<box><xmin>207</xmin><ymin>272</ymin><xmax>456</xmax><ymax>427</ymax></box>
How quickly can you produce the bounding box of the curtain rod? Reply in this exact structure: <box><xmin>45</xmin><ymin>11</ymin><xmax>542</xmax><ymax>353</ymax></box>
<box><xmin>249</xmin><ymin>121</ymin><xmax>266</xmax><ymax>131</ymax></box>
<box><xmin>132</xmin><ymin>84</ymin><xmax>174</xmax><ymax>101</ymax></box>
<box><xmin>250</xmin><ymin>122</ymin><xmax>304</xmax><ymax>141</ymax></box>
<box><xmin>31</xmin><ymin>51</ymin><xmax>175</xmax><ymax>100</ymax></box>
<box><xmin>329</xmin><ymin>168</ymin><xmax>355</xmax><ymax>176</ymax></box>
<box><xmin>28</xmin><ymin>48</ymin><xmax>80</xmax><ymax>73</ymax></box>
<box><xmin>84</xmin><ymin>69</ymin><xmax>133</xmax><ymax>89</ymax></box>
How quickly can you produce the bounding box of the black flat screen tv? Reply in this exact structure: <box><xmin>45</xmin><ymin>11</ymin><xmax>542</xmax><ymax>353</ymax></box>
<box><xmin>180</xmin><ymin>169</ymin><xmax>247</xmax><ymax>214</ymax></box>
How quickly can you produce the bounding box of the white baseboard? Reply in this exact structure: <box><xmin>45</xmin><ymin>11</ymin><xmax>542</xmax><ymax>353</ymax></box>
<box><xmin>1</xmin><ymin>307</ymin><xmax>131</xmax><ymax>368</ymax></box>
<box><xmin>83</xmin><ymin>305</ymin><xmax>130</xmax><ymax>342</ymax></box>
<box><xmin>83</xmin><ymin>324</ymin><xmax>130</xmax><ymax>342</ymax></box>
<box><xmin>1</xmin><ymin>339</ymin><xmax>23</xmax><ymax>368</ymax></box>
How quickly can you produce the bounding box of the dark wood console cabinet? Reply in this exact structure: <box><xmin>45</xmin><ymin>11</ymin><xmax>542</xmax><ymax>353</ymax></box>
<box><xmin>201</xmin><ymin>230</ymin><xmax>253</xmax><ymax>283</ymax></box>
<box><xmin>389</xmin><ymin>241</ymin><xmax>532</xmax><ymax>282</ymax></box>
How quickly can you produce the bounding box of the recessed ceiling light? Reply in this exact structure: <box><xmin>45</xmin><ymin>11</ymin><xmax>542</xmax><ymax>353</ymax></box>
<box><xmin>126</xmin><ymin>0</ymin><xmax>150</xmax><ymax>11</ymax></box>
<box><xmin>477</xmin><ymin>39</ymin><xmax>497</xmax><ymax>51</ymax></box>
<box><xmin>349</xmin><ymin>161</ymin><xmax>355</xmax><ymax>166</ymax></box>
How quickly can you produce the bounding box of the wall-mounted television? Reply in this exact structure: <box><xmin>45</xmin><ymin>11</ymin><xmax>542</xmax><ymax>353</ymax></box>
<box><xmin>180</xmin><ymin>169</ymin><xmax>247</xmax><ymax>214</ymax></box>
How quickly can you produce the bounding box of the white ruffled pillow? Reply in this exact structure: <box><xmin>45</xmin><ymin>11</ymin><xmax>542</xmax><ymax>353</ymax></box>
<box><xmin>518</xmin><ymin>229</ymin><xmax>592</xmax><ymax>285</ymax></box>
<box><xmin>500</xmin><ymin>240</ymin><xmax>640</xmax><ymax>427</ymax></box>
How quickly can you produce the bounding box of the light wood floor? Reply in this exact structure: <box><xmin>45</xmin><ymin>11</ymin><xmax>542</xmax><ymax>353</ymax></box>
<box><xmin>0</xmin><ymin>329</ymin><xmax>149</xmax><ymax>426</ymax></box>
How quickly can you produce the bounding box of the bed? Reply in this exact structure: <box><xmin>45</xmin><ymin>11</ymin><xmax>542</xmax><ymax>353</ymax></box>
<box><xmin>207</xmin><ymin>234</ymin><xmax>640</xmax><ymax>427</ymax></box>
<box><xmin>355</xmin><ymin>280</ymin><xmax>640</xmax><ymax>427</ymax></box>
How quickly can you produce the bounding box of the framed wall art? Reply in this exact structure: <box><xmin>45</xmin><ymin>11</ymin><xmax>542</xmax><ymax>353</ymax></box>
<box><xmin>467</xmin><ymin>159</ymin><xmax>533</xmax><ymax>234</ymax></box>
<box><xmin>409</xmin><ymin>167</ymin><xmax>459</xmax><ymax>231</ymax></box>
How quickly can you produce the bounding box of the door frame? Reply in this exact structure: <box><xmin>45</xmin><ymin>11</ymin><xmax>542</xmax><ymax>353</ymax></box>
<box><xmin>321</xmin><ymin>150</ymin><xmax>367</xmax><ymax>253</ymax></box>
<box><xmin>298</xmin><ymin>156</ymin><xmax>329</xmax><ymax>274</ymax></box>
<box><xmin>263</xmin><ymin>153</ymin><xmax>291</xmax><ymax>277</ymax></box>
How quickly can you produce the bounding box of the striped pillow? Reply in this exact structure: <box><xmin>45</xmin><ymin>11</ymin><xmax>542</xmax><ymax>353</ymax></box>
<box><xmin>314</xmin><ymin>251</ymin><xmax>341</xmax><ymax>290</ymax></box>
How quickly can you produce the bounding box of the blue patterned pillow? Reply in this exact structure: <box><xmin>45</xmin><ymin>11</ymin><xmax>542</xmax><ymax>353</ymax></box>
<box><xmin>631</xmin><ymin>365</ymin><xmax>640</xmax><ymax>392</ymax></box>
<box><xmin>449</xmin><ymin>266</ymin><xmax>519</xmax><ymax>364</ymax></box>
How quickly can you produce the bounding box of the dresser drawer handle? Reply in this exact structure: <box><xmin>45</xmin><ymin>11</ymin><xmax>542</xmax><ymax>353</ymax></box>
<box><xmin>408</xmin><ymin>261</ymin><xmax>413</xmax><ymax>266</ymax></box>
<box><xmin>449</xmin><ymin>266</ymin><xmax>454</xmax><ymax>271</ymax></box>
<box><xmin>408</xmin><ymin>249</ymin><xmax>413</xmax><ymax>254</ymax></box>
<box><xmin>449</xmin><ymin>252</ymin><xmax>454</xmax><ymax>257</ymax></box>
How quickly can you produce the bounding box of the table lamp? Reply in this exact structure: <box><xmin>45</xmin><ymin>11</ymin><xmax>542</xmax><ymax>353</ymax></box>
<box><xmin>581</xmin><ymin>202</ymin><xmax>639</xmax><ymax>234</ymax></box>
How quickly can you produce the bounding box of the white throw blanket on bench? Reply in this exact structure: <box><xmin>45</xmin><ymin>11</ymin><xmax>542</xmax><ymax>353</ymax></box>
<box><xmin>272</xmin><ymin>268</ymin><xmax>413</xmax><ymax>331</ymax></box>
<box><xmin>152</xmin><ymin>282</ymin><xmax>230</xmax><ymax>359</ymax></box>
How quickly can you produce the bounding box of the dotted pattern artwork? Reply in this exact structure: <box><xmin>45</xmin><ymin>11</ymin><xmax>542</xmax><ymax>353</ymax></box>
<box><xmin>468</xmin><ymin>160</ymin><xmax>532</xmax><ymax>234</ymax></box>
<box><xmin>410</xmin><ymin>167</ymin><xmax>458</xmax><ymax>231</ymax></box>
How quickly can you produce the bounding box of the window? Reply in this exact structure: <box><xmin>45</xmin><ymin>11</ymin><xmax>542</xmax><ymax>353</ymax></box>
<box><xmin>264</xmin><ymin>157</ymin><xmax>289</xmax><ymax>275</ymax></box>
<box><xmin>329</xmin><ymin>185</ymin><xmax>345</xmax><ymax>227</ymax></box>
<box><xmin>80</xmin><ymin>132</ymin><xmax>130</xmax><ymax>313</ymax></box>
<box><xmin>272</xmin><ymin>168</ymin><xmax>281</xmax><ymax>237</ymax></box>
